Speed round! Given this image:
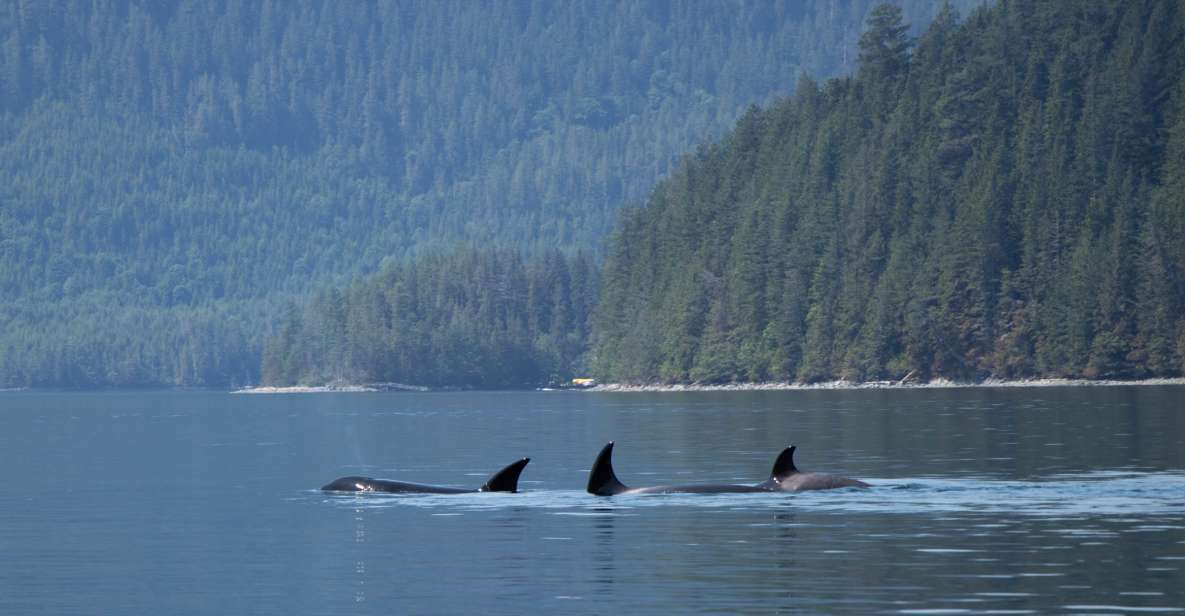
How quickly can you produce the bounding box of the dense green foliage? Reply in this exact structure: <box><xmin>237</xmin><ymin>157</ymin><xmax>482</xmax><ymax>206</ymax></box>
<box><xmin>0</xmin><ymin>0</ymin><xmax>963</xmax><ymax>388</ymax></box>
<box><xmin>593</xmin><ymin>0</ymin><xmax>1185</xmax><ymax>384</ymax></box>
<box><xmin>262</xmin><ymin>249</ymin><xmax>598</xmax><ymax>389</ymax></box>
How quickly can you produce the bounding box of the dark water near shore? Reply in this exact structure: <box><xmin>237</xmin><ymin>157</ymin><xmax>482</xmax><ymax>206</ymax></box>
<box><xmin>1</xmin><ymin>387</ymin><xmax>1183</xmax><ymax>614</ymax></box>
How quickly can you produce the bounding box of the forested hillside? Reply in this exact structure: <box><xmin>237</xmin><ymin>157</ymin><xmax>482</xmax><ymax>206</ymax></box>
<box><xmin>0</xmin><ymin>0</ymin><xmax>967</xmax><ymax>388</ymax></box>
<box><xmin>594</xmin><ymin>0</ymin><xmax>1185</xmax><ymax>384</ymax></box>
<box><xmin>262</xmin><ymin>249</ymin><xmax>598</xmax><ymax>389</ymax></box>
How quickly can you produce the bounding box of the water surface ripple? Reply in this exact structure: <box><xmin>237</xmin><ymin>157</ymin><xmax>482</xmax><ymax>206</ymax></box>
<box><xmin>1</xmin><ymin>386</ymin><xmax>1183</xmax><ymax>614</ymax></box>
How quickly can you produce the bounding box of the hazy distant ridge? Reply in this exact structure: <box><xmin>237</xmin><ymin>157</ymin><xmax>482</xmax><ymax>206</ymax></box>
<box><xmin>0</xmin><ymin>0</ymin><xmax>968</xmax><ymax>387</ymax></box>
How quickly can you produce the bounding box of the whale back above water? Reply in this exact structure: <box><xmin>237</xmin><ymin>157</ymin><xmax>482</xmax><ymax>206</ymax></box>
<box><xmin>586</xmin><ymin>442</ymin><xmax>867</xmax><ymax>496</ymax></box>
<box><xmin>757</xmin><ymin>445</ymin><xmax>870</xmax><ymax>491</ymax></box>
<box><xmin>322</xmin><ymin>457</ymin><xmax>530</xmax><ymax>494</ymax></box>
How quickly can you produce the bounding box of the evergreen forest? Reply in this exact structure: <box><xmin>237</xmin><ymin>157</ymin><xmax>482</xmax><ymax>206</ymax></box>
<box><xmin>594</xmin><ymin>0</ymin><xmax>1185</xmax><ymax>384</ymax></box>
<box><xmin>262</xmin><ymin>249</ymin><xmax>597</xmax><ymax>388</ymax></box>
<box><xmin>0</xmin><ymin>0</ymin><xmax>965</xmax><ymax>388</ymax></box>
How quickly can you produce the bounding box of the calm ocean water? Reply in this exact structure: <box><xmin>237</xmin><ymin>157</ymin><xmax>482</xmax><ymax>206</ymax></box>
<box><xmin>1</xmin><ymin>387</ymin><xmax>1183</xmax><ymax>614</ymax></box>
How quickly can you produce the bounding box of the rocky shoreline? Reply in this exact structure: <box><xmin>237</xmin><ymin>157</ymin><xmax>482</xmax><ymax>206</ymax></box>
<box><xmin>232</xmin><ymin>382</ymin><xmax>429</xmax><ymax>394</ymax></box>
<box><xmin>231</xmin><ymin>377</ymin><xmax>1185</xmax><ymax>394</ymax></box>
<box><xmin>589</xmin><ymin>377</ymin><xmax>1185</xmax><ymax>392</ymax></box>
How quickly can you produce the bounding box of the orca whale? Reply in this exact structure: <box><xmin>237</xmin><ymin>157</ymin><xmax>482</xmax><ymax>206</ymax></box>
<box><xmin>322</xmin><ymin>458</ymin><xmax>530</xmax><ymax>494</ymax></box>
<box><xmin>586</xmin><ymin>442</ymin><xmax>868</xmax><ymax>495</ymax></box>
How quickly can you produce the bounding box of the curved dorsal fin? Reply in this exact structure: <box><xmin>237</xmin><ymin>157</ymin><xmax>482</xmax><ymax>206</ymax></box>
<box><xmin>586</xmin><ymin>442</ymin><xmax>629</xmax><ymax>495</ymax></box>
<box><xmin>769</xmin><ymin>446</ymin><xmax>799</xmax><ymax>481</ymax></box>
<box><xmin>479</xmin><ymin>458</ymin><xmax>531</xmax><ymax>492</ymax></box>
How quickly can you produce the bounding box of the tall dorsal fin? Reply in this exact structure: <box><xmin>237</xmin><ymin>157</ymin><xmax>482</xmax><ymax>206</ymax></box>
<box><xmin>586</xmin><ymin>442</ymin><xmax>629</xmax><ymax>495</ymax></box>
<box><xmin>770</xmin><ymin>446</ymin><xmax>799</xmax><ymax>481</ymax></box>
<box><xmin>479</xmin><ymin>458</ymin><xmax>530</xmax><ymax>492</ymax></box>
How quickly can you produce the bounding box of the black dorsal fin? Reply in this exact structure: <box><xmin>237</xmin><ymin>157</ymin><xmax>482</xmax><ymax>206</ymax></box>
<box><xmin>770</xmin><ymin>446</ymin><xmax>799</xmax><ymax>481</ymax></box>
<box><xmin>479</xmin><ymin>458</ymin><xmax>530</xmax><ymax>492</ymax></box>
<box><xmin>586</xmin><ymin>442</ymin><xmax>629</xmax><ymax>495</ymax></box>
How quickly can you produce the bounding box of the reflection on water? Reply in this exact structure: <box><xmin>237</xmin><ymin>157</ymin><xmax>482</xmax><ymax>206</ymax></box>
<box><xmin>593</xmin><ymin>507</ymin><xmax>617</xmax><ymax>593</ymax></box>
<box><xmin>0</xmin><ymin>386</ymin><xmax>1183</xmax><ymax>614</ymax></box>
<box><xmin>353</xmin><ymin>506</ymin><xmax>366</xmax><ymax>605</ymax></box>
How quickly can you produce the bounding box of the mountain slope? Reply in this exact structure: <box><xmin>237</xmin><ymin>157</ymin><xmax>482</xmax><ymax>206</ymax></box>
<box><xmin>0</xmin><ymin>0</ymin><xmax>968</xmax><ymax>387</ymax></box>
<box><xmin>592</xmin><ymin>0</ymin><xmax>1185</xmax><ymax>384</ymax></box>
